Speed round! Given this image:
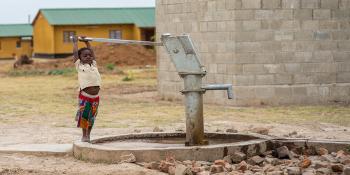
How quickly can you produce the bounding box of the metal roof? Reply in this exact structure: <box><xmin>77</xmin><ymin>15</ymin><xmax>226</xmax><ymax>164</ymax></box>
<box><xmin>38</xmin><ymin>7</ymin><xmax>155</xmax><ymax>27</ymax></box>
<box><xmin>0</xmin><ymin>24</ymin><xmax>33</xmax><ymax>37</ymax></box>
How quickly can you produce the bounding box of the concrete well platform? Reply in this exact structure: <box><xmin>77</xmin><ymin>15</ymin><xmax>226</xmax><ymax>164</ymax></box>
<box><xmin>73</xmin><ymin>132</ymin><xmax>350</xmax><ymax>164</ymax></box>
<box><xmin>0</xmin><ymin>144</ymin><xmax>72</xmax><ymax>156</ymax></box>
<box><xmin>73</xmin><ymin>132</ymin><xmax>273</xmax><ymax>163</ymax></box>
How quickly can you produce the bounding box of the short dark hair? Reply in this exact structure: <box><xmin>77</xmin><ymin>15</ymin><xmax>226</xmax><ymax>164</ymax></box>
<box><xmin>78</xmin><ymin>47</ymin><xmax>92</xmax><ymax>59</ymax></box>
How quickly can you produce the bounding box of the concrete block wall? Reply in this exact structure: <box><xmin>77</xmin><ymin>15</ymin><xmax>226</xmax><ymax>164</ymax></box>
<box><xmin>156</xmin><ymin>0</ymin><xmax>350</xmax><ymax>105</ymax></box>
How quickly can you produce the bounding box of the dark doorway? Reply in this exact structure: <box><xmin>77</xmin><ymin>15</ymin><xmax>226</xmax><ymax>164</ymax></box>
<box><xmin>141</xmin><ymin>28</ymin><xmax>155</xmax><ymax>41</ymax></box>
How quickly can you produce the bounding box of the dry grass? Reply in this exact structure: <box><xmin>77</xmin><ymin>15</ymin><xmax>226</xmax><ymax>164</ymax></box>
<box><xmin>0</xmin><ymin>64</ymin><xmax>160</xmax><ymax>127</ymax></box>
<box><xmin>0</xmin><ymin>60</ymin><xmax>350</xmax><ymax>129</ymax></box>
<box><xmin>204</xmin><ymin>105</ymin><xmax>350</xmax><ymax>127</ymax></box>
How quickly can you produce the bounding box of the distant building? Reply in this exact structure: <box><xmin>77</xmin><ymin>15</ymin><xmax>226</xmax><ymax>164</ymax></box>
<box><xmin>0</xmin><ymin>24</ymin><xmax>33</xmax><ymax>60</ymax></box>
<box><xmin>32</xmin><ymin>7</ymin><xmax>155</xmax><ymax>58</ymax></box>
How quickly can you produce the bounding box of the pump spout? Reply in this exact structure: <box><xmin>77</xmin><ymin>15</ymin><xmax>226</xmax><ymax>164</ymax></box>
<box><xmin>202</xmin><ymin>84</ymin><xmax>233</xmax><ymax>99</ymax></box>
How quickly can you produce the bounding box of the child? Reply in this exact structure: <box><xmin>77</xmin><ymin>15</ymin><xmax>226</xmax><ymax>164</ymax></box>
<box><xmin>72</xmin><ymin>35</ymin><xmax>101</xmax><ymax>142</ymax></box>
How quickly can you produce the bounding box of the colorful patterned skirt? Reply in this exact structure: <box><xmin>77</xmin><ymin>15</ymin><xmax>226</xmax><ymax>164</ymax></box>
<box><xmin>76</xmin><ymin>92</ymin><xmax>99</xmax><ymax>129</ymax></box>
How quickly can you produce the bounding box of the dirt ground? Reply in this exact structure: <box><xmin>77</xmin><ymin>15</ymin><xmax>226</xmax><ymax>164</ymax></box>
<box><xmin>0</xmin><ymin>153</ymin><xmax>165</xmax><ymax>175</ymax></box>
<box><xmin>13</xmin><ymin>44</ymin><xmax>156</xmax><ymax>72</ymax></box>
<box><xmin>0</xmin><ymin>60</ymin><xmax>350</xmax><ymax>174</ymax></box>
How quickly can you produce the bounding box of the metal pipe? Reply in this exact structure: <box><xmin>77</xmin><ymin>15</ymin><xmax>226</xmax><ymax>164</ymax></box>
<box><xmin>78</xmin><ymin>37</ymin><xmax>163</xmax><ymax>46</ymax></box>
<box><xmin>182</xmin><ymin>74</ymin><xmax>207</xmax><ymax>146</ymax></box>
<box><xmin>202</xmin><ymin>84</ymin><xmax>233</xmax><ymax>99</ymax></box>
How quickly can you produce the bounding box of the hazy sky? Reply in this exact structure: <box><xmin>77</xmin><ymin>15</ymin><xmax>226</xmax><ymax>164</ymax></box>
<box><xmin>0</xmin><ymin>0</ymin><xmax>155</xmax><ymax>24</ymax></box>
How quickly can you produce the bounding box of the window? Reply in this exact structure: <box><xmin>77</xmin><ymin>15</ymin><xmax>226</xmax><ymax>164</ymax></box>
<box><xmin>109</xmin><ymin>30</ymin><xmax>122</xmax><ymax>39</ymax></box>
<box><xmin>16</xmin><ymin>41</ymin><xmax>21</xmax><ymax>48</ymax></box>
<box><xmin>63</xmin><ymin>31</ymin><xmax>76</xmax><ymax>43</ymax></box>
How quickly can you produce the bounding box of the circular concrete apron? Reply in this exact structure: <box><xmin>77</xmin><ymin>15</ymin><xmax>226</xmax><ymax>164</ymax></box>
<box><xmin>73</xmin><ymin>132</ymin><xmax>273</xmax><ymax>163</ymax></box>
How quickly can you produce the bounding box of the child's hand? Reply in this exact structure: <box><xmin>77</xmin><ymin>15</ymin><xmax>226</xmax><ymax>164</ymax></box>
<box><xmin>79</xmin><ymin>36</ymin><xmax>89</xmax><ymax>43</ymax></box>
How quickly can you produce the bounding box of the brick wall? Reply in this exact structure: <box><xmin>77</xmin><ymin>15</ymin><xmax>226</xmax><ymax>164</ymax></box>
<box><xmin>156</xmin><ymin>0</ymin><xmax>350</xmax><ymax>105</ymax></box>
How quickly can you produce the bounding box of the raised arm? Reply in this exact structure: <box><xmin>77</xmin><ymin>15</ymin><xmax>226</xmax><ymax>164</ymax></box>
<box><xmin>72</xmin><ymin>35</ymin><xmax>79</xmax><ymax>63</ymax></box>
<box><xmin>80</xmin><ymin>36</ymin><xmax>96</xmax><ymax>60</ymax></box>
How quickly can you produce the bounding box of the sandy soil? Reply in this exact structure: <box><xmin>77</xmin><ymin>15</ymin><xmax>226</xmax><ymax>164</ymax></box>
<box><xmin>1</xmin><ymin>112</ymin><xmax>349</xmax><ymax>175</ymax></box>
<box><xmin>1</xmin><ymin>119</ymin><xmax>350</xmax><ymax>148</ymax></box>
<box><xmin>0</xmin><ymin>153</ymin><xmax>165</xmax><ymax>175</ymax></box>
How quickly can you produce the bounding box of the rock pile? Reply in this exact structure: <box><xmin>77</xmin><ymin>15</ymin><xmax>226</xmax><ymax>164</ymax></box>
<box><xmin>13</xmin><ymin>54</ymin><xmax>33</xmax><ymax>68</ymax></box>
<box><xmin>142</xmin><ymin>147</ymin><xmax>350</xmax><ymax>175</ymax></box>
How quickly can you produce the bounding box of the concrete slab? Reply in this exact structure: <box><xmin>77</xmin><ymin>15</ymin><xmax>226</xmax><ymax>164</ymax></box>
<box><xmin>73</xmin><ymin>132</ymin><xmax>272</xmax><ymax>163</ymax></box>
<box><xmin>73</xmin><ymin>132</ymin><xmax>350</xmax><ymax>163</ymax></box>
<box><xmin>0</xmin><ymin>144</ymin><xmax>73</xmax><ymax>156</ymax></box>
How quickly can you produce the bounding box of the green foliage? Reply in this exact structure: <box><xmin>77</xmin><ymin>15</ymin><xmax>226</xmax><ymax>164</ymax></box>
<box><xmin>122</xmin><ymin>70</ymin><xmax>134</xmax><ymax>81</ymax></box>
<box><xmin>346</xmin><ymin>146</ymin><xmax>350</xmax><ymax>153</ymax></box>
<box><xmin>8</xmin><ymin>68</ymin><xmax>75</xmax><ymax>77</ymax></box>
<box><xmin>105</xmin><ymin>63</ymin><xmax>115</xmax><ymax>71</ymax></box>
<box><xmin>122</xmin><ymin>76</ymin><xmax>133</xmax><ymax>81</ymax></box>
<box><xmin>47</xmin><ymin>68</ymin><xmax>75</xmax><ymax>76</ymax></box>
<box><xmin>8</xmin><ymin>70</ymin><xmax>46</xmax><ymax>76</ymax></box>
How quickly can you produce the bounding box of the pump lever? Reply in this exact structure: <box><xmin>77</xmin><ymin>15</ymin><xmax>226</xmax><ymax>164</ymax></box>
<box><xmin>77</xmin><ymin>36</ymin><xmax>163</xmax><ymax>46</ymax></box>
<box><xmin>202</xmin><ymin>84</ymin><xmax>233</xmax><ymax>99</ymax></box>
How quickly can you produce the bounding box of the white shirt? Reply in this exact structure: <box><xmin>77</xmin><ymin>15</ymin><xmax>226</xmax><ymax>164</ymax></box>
<box><xmin>75</xmin><ymin>59</ymin><xmax>101</xmax><ymax>90</ymax></box>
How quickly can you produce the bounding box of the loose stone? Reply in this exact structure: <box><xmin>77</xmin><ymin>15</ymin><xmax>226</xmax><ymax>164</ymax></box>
<box><xmin>237</xmin><ymin>161</ymin><xmax>248</xmax><ymax>172</ymax></box>
<box><xmin>196</xmin><ymin>171</ymin><xmax>210</xmax><ymax>175</ymax></box>
<box><xmin>276</xmin><ymin>146</ymin><xmax>291</xmax><ymax>159</ymax></box>
<box><xmin>266</xmin><ymin>171</ymin><xmax>283</xmax><ymax>175</ymax></box>
<box><xmin>159</xmin><ymin>160</ymin><xmax>175</xmax><ymax>173</ymax></box>
<box><xmin>232</xmin><ymin>151</ymin><xmax>247</xmax><ymax>164</ymax></box>
<box><xmin>286</xmin><ymin>167</ymin><xmax>301</xmax><ymax>175</ymax></box>
<box><xmin>317</xmin><ymin>148</ymin><xmax>329</xmax><ymax>156</ymax></box>
<box><xmin>248</xmin><ymin>156</ymin><xmax>265</xmax><ymax>166</ymax></box>
<box><xmin>316</xmin><ymin>168</ymin><xmax>331</xmax><ymax>175</ymax></box>
<box><xmin>119</xmin><ymin>153</ymin><xmax>136</xmax><ymax>163</ymax></box>
<box><xmin>330</xmin><ymin>163</ymin><xmax>344</xmax><ymax>172</ymax></box>
<box><xmin>210</xmin><ymin>165</ymin><xmax>225</xmax><ymax>174</ymax></box>
<box><xmin>175</xmin><ymin>164</ymin><xmax>193</xmax><ymax>175</ymax></box>
<box><xmin>265</xmin><ymin>157</ymin><xmax>279</xmax><ymax>166</ymax></box>
<box><xmin>298</xmin><ymin>157</ymin><xmax>311</xmax><ymax>169</ymax></box>
<box><xmin>224</xmin><ymin>155</ymin><xmax>233</xmax><ymax>164</ymax></box>
<box><xmin>214</xmin><ymin>160</ymin><xmax>226</xmax><ymax>166</ymax></box>
<box><xmin>168</xmin><ymin>166</ymin><xmax>176</xmax><ymax>175</ymax></box>
<box><xmin>344</xmin><ymin>167</ymin><xmax>350</xmax><ymax>175</ymax></box>
<box><xmin>320</xmin><ymin>155</ymin><xmax>338</xmax><ymax>163</ymax></box>
<box><xmin>314</xmin><ymin>161</ymin><xmax>329</xmax><ymax>169</ymax></box>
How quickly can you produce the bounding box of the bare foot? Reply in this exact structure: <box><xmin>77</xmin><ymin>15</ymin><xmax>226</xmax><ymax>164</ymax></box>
<box><xmin>81</xmin><ymin>137</ymin><xmax>90</xmax><ymax>142</ymax></box>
